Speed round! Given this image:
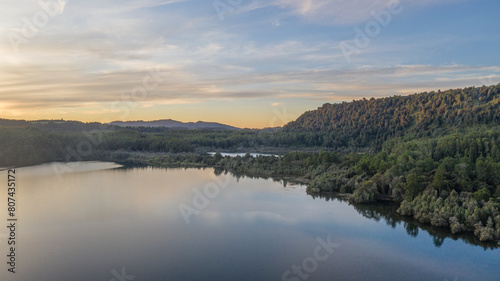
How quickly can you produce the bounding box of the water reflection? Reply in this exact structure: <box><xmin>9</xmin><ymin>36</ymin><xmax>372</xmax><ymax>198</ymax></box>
<box><xmin>308</xmin><ymin>192</ymin><xmax>500</xmax><ymax>250</ymax></box>
<box><xmin>2</xmin><ymin>162</ymin><xmax>498</xmax><ymax>281</ymax></box>
<box><xmin>212</xmin><ymin>168</ymin><xmax>500</xmax><ymax>250</ymax></box>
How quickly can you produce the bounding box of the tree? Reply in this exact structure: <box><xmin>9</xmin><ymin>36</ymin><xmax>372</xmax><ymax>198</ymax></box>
<box><xmin>404</xmin><ymin>171</ymin><xmax>424</xmax><ymax>201</ymax></box>
<box><xmin>214</xmin><ymin>152</ymin><xmax>223</xmax><ymax>163</ymax></box>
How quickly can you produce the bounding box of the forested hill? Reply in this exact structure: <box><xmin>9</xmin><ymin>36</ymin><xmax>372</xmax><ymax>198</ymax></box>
<box><xmin>284</xmin><ymin>84</ymin><xmax>500</xmax><ymax>147</ymax></box>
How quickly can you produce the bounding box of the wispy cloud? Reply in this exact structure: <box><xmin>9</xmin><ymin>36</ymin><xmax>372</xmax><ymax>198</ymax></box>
<box><xmin>1</xmin><ymin>59</ymin><xmax>497</xmax><ymax>113</ymax></box>
<box><xmin>0</xmin><ymin>0</ymin><xmax>496</xmax><ymax>126</ymax></box>
<box><xmin>270</xmin><ymin>0</ymin><xmax>464</xmax><ymax>24</ymax></box>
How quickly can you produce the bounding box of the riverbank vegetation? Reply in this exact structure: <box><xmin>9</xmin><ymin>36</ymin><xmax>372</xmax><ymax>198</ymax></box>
<box><xmin>1</xmin><ymin>84</ymin><xmax>500</xmax><ymax>242</ymax></box>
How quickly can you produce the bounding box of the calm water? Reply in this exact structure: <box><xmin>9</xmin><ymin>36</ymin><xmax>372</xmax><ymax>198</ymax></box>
<box><xmin>1</xmin><ymin>162</ymin><xmax>499</xmax><ymax>281</ymax></box>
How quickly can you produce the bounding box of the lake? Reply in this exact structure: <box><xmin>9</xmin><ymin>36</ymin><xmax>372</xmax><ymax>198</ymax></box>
<box><xmin>1</xmin><ymin>162</ymin><xmax>499</xmax><ymax>281</ymax></box>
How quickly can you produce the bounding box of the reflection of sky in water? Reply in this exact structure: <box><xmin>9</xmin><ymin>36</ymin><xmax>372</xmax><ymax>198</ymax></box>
<box><xmin>0</xmin><ymin>162</ymin><xmax>498</xmax><ymax>281</ymax></box>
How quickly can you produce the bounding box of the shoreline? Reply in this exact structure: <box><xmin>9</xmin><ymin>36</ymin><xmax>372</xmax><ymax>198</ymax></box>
<box><xmin>5</xmin><ymin>155</ymin><xmax>500</xmax><ymax>245</ymax></box>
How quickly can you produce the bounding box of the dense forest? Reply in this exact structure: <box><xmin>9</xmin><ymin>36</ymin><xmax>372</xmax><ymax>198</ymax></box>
<box><xmin>285</xmin><ymin>84</ymin><xmax>500</xmax><ymax>149</ymax></box>
<box><xmin>1</xmin><ymin>84</ymin><xmax>500</xmax><ymax>242</ymax></box>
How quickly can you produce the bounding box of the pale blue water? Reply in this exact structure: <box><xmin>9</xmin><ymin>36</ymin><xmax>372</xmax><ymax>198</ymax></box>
<box><xmin>0</xmin><ymin>162</ymin><xmax>498</xmax><ymax>281</ymax></box>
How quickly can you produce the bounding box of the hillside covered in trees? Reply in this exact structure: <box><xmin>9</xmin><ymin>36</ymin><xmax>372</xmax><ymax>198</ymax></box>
<box><xmin>285</xmin><ymin>84</ymin><xmax>500</xmax><ymax>149</ymax></box>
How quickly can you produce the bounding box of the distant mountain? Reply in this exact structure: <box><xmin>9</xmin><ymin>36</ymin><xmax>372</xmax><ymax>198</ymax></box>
<box><xmin>109</xmin><ymin>119</ymin><xmax>239</xmax><ymax>130</ymax></box>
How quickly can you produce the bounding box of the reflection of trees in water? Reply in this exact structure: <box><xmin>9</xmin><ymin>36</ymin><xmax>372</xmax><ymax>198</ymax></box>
<box><xmin>219</xmin><ymin>168</ymin><xmax>300</xmax><ymax>188</ymax></box>
<box><xmin>405</xmin><ymin>222</ymin><xmax>419</xmax><ymax>238</ymax></box>
<box><xmin>216</xmin><ymin>169</ymin><xmax>499</xmax><ymax>249</ymax></box>
<box><xmin>309</xmin><ymin>192</ymin><xmax>499</xmax><ymax>250</ymax></box>
<box><xmin>214</xmin><ymin>167</ymin><xmax>225</xmax><ymax>176</ymax></box>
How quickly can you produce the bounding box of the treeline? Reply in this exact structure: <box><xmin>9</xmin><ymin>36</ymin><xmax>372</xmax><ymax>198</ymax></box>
<box><xmin>98</xmin><ymin>128</ymin><xmax>356</xmax><ymax>152</ymax></box>
<box><xmin>0</xmin><ymin>127</ymin><xmax>81</xmax><ymax>166</ymax></box>
<box><xmin>0</xmin><ymin>125</ymin><xmax>326</xmax><ymax>166</ymax></box>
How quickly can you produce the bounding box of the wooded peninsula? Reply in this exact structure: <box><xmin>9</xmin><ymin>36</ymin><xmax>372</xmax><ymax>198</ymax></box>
<box><xmin>1</xmin><ymin>84</ymin><xmax>500</xmax><ymax>242</ymax></box>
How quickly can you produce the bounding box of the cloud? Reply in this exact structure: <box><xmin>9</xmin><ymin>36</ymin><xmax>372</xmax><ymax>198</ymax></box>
<box><xmin>0</xmin><ymin>0</ymin><xmax>494</xmax><ymax>124</ymax></box>
<box><xmin>270</xmin><ymin>0</ymin><xmax>463</xmax><ymax>25</ymax></box>
<box><xmin>1</xmin><ymin>55</ymin><xmax>498</xmax><ymax>113</ymax></box>
<box><xmin>273</xmin><ymin>0</ymin><xmax>389</xmax><ymax>24</ymax></box>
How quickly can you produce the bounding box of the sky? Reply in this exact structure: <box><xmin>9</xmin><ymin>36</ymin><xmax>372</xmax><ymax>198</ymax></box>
<box><xmin>0</xmin><ymin>0</ymin><xmax>499</xmax><ymax>128</ymax></box>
